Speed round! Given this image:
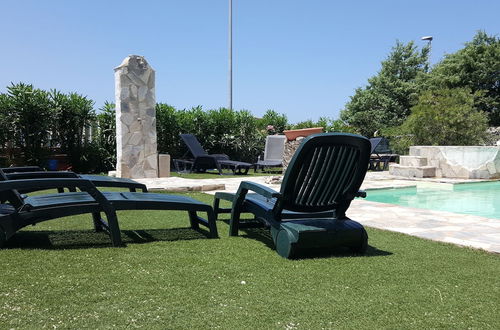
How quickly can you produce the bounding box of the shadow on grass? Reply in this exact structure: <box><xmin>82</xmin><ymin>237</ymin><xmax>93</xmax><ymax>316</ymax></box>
<box><xmin>237</xmin><ymin>226</ymin><xmax>393</xmax><ymax>259</ymax></box>
<box><xmin>3</xmin><ymin>227</ymin><xmax>213</xmax><ymax>250</ymax></box>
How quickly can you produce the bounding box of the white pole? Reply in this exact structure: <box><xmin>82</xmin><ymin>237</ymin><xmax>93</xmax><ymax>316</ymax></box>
<box><xmin>228</xmin><ymin>0</ymin><xmax>233</xmax><ymax>110</ymax></box>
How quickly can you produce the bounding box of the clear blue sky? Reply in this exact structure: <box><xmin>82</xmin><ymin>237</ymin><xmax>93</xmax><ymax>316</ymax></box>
<box><xmin>1</xmin><ymin>0</ymin><xmax>499</xmax><ymax>123</ymax></box>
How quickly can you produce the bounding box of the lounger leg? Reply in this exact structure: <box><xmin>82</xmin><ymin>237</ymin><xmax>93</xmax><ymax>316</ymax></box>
<box><xmin>213</xmin><ymin>197</ymin><xmax>220</xmax><ymax>219</ymax></box>
<box><xmin>188</xmin><ymin>211</ymin><xmax>200</xmax><ymax>230</ymax></box>
<box><xmin>206</xmin><ymin>209</ymin><xmax>218</xmax><ymax>238</ymax></box>
<box><xmin>216</xmin><ymin>162</ymin><xmax>223</xmax><ymax>175</ymax></box>
<box><xmin>105</xmin><ymin>212</ymin><xmax>122</xmax><ymax>247</ymax></box>
<box><xmin>92</xmin><ymin>212</ymin><xmax>104</xmax><ymax>232</ymax></box>
<box><xmin>229</xmin><ymin>207</ymin><xmax>241</xmax><ymax>236</ymax></box>
<box><xmin>229</xmin><ymin>187</ymin><xmax>248</xmax><ymax>236</ymax></box>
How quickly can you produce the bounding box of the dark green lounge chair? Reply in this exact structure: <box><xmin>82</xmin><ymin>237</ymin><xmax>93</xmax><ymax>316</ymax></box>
<box><xmin>0</xmin><ymin>177</ymin><xmax>218</xmax><ymax>248</ymax></box>
<box><xmin>1</xmin><ymin>167</ymin><xmax>147</xmax><ymax>193</ymax></box>
<box><xmin>177</xmin><ymin>134</ymin><xmax>251</xmax><ymax>175</ymax></box>
<box><xmin>214</xmin><ymin>133</ymin><xmax>371</xmax><ymax>258</ymax></box>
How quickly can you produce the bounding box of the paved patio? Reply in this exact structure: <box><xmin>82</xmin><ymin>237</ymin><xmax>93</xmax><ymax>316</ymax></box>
<box><xmin>135</xmin><ymin>172</ymin><xmax>500</xmax><ymax>254</ymax></box>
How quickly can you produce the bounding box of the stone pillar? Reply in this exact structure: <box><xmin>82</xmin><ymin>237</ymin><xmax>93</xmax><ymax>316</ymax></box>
<box><xmin>115</xmin><ymin>55</ymin><xmax>158</xmax><ymax>178</ymax></box>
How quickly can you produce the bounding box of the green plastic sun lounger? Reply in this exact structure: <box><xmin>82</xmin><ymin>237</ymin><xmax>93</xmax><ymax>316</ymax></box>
<box><xmin>177</xmin><ymin>134</ymin><xmax>251</xmax><ymax>175</ymax></box>
<box><xmin>0</xmin><ymin>178</ymin><xmax>218</xmax><ymax>248</ymax></box>
<box><xmin>214</xmin><ymin>133</ymin><xmax>371</xmax><ymax>258</ymax></box>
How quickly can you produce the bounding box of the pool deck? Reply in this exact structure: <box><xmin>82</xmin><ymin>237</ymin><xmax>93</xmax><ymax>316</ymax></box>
<box><xmin>135</xmin><ymin>172</ymin><xmax>500</xmax><ymax>254</ymax></box>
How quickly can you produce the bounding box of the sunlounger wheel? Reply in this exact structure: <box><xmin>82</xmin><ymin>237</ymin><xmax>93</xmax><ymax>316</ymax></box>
<box><xmin>275</xmin><ymin>228</ymin><xmax>297</xmax><ymax>259</ymax></box>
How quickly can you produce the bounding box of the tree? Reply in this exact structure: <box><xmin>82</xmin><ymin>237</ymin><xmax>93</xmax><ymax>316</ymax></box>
<box><xmin>400</xmin><ymin>88</ymin><xmax>488</xmax><ymax>147</ymax></box>
<box><xmin>341</xmin><ymin>41</ymin><xmax>430</xmax><ymax>137</ymax></box>
<box><xmin>423</xmin><ymin>31</ymin><xmax>500</xmax><ymax>125</ymax></box>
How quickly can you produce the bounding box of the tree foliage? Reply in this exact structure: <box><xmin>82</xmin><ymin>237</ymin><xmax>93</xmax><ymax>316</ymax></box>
<box><xmin>50</xmin><ymin>90</ymin><xmax>96</xmax><ymax>170</ymax></box>
<box><xmin>397</xmin><ymin>88</ymin><xmax>488</xmax><ymax>147</ymax></box>
<box><xmin>259</xmin><ymin>110</ymin><xmax>288</xmax><ymax>134</ymax></box>
<box><xmin>341</xmin><ymin>41</ymin><xmax>430</xmax><ymax>137</ymax></box>
<box><xmin>155</xmin><ymin>104</ymin><xmax>266</xmax><ymax>162</ymax></box>
<box><xmin>423</xmin><ymin>31</ymin><xmax>500</xmax><ymax>125</ymax></box>
<box><xmin>5</xmin><ymin>83</ymin><xmax>54</xmax><ymax>164</ymax></box>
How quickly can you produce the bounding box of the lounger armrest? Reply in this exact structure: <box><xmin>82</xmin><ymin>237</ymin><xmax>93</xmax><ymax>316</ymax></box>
<box><xmin>1</xmin><ymin>166</ymin><xmax>44</xmax><ymax>173</ymax></box>
<box><xmin>230</xmin><ymin>181</ymin><xmax>282</xmax><ymax>234</ymax></box>
<box><xmin>0</xmin><ymin>178</ymin><xmax>96</xmax><ymax>193</ymax></box>
<box><xmin>238</xmin><ymin>181</ymin><xmax>281</xmax><ymax>199</ymax></box>
<box><xmin>0</xmin><ymin>178</ymin><xmax>116</xmax><ymax>216</ymax></box>
<box><xmin>5</xmin><ymin>171</ymin><xmax>79</xmax><ymax>180</ymax></box>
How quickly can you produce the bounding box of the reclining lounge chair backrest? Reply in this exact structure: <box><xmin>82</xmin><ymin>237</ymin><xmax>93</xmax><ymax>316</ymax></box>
<box><xmin>369</xmin><ymin>137</ymin><xmax>391</xmax><ymax>155</ymax></box>
<box><xmin>180</xmin><ymin>134</ymin><xmax>209</xmax><ymax>158</ymax></box>
<box><xmin>264</xmin><ymin>135</ymin><xmax>286</xmax><ymax>162</ymax></box>
<box><xmin>279</xmin><ymin>133</ymin><xmax>371</xmax><ymax>217</ymax></box>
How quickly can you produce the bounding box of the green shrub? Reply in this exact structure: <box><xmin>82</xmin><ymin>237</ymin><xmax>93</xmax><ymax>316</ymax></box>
<box><xmin>91</xmin><ymin>102</ymin><xmax>117</xmax><ymax>172</ymax></box>
<box><xmin>5</xmin><ymin>83</ymin><xmax>53</xmax><ymax>165</ymax></box>
<box><xmin>259</xmin><ymin>110</ymin><xmax>288</xmax><ymax>134</ymax></box>
<box><xmin>156</xmin><ymin>103</ymin><xmax>181</xmax><ymax>157</ymax></box>
<box><xmin>387</xmin><ymin>88</ymin><xmax>488</xmax><ymax>153</ymax></box>
<box><xmin>50</xmin><ymin>90</ymin><xmax>96</xmax><ymax>172</ymax></box>
<box><xmin>287</xmin><ymin>117</ymin><xmax>357</xmax><ymax>134</ymax></box>
<box><xmin>156</xmin><ymin>105</ymin><xmax>265</xmax><ymax>162</ymax></box>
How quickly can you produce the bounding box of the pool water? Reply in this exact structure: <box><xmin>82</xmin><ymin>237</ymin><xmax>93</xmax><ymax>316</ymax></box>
<box><xmin>365</xmin><ymin>181</ymin><xmax>500</xmax><ymax>219</ymax></box>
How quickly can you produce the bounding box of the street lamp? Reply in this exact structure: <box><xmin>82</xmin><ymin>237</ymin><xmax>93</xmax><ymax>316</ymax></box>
<box><xmin>421</xmin><ymin>36</ymin><xmax>433</xmax><ymax>48</ymax></box>
<box><xmin>421</xmin><ymin>36</ymin><xmax>433</xmax><ymax>63</ymax></box>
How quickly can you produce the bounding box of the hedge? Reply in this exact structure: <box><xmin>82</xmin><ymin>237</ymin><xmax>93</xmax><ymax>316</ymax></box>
<box><xmin>0</xmin><ymin>82</ymin><xmax>353</xmax><ymax>173</ymax></box>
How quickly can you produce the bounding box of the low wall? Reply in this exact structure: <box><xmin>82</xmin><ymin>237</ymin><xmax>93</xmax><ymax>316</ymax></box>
<box><xmin>410</xmin><ymin>146</ymin><xmax>500</xmax><ymax>179</ymax></box>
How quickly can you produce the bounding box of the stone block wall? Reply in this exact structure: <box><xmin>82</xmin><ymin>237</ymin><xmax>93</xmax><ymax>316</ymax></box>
<box><xmin>115</xmin><ymin>55</ymin><xmax>158</xmax><ymax>179</ymax></box>
<box><xmin>282</xmin><ymin>137</ymin><xmax>303</xmax><ymax>172</ymax></box>
<box><xmin>410</xmin><ymin>146</ymin><xmax>500</xmax><ymax>179</ymax></box>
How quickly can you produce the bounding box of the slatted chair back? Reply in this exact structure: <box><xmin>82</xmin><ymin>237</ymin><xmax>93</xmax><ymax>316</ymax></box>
<box><xmin>180</xmin><ymin>134</ymin><xmax>209</xmax><ymax>158</ymax></box>
<box><xmin>263</xmin><ymin>135</ymin><xmax>286</xmax><ymax>162</ymax></box>
<box><xmin>0</xmin><ymin>170</ymin><xmax>25</xmax><ymax>209</ymax></box>
<box><xmin>278</xmin><ymin>133</ymin><xmax>370</xmax><ymax>217</ymax></box>
<box><xmin>369</xmin><ymin>137</ymin><xmax>391</xmax><ymax>155</ymax></box>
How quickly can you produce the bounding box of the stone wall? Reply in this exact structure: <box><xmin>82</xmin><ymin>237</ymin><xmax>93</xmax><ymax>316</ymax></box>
<box><xmin>282</xmin><ymin>137</ymin><xmax>304</xmax><ymax>173</ymax></box>
<box><xmin>115</xmin><ymin>55</ymin><xmax>158</xmax><ymax>179</ymax></box>
<box><xmin>410</xmin><ymin>146</ymin><xmax>500</xmax><ymax>179</ymax></box>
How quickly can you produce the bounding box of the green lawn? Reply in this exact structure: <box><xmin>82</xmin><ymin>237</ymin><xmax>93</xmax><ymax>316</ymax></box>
<box><xmin>0</xmin><ymin>192</ymin><xmax>498</xmax><ymax>329</ymax></box>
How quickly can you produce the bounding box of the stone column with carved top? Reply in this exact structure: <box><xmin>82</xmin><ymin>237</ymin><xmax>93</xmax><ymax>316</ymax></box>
<box><xmin>114</xmin><ymin>55</ymin><xmax>158</xmax><ymax>178</ymax></box>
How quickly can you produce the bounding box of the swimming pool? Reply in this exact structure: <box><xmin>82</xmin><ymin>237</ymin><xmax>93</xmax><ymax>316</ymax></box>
<box><xmin>365</xmin><ymin>181</ymin><xmax>500</xmax><ymax>219</ymax></box>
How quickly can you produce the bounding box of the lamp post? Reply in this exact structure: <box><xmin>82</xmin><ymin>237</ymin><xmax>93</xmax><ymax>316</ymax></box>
<box><xmin>421</xmin><ymin>36</ymin><xmax>433</xmax><ymax>65</ymax></box>
<box><xmin>421</xmin><ymin>35</ymin><xmax>433</xmax><ymax>51</ymax></box>
<box><xmin>228</xmin><ymin>0</ymin><xmax>233</xmax><ymax>110</ymax></box>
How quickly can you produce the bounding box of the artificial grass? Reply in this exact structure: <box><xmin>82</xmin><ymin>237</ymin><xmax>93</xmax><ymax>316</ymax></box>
<box><xmin>0</xmin><ymin>192</ymin><xmax>499</xmax><ymax>329</ymax></box>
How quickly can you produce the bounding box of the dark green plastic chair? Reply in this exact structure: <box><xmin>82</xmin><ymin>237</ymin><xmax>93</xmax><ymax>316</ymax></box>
<box><xmin>0</xmin><ymin>177</ymin><xmax>218</xmax><ymax>248</ymax></box>
<box><xmin>214</xmin><ymin>133</ymin><xmax>371</xmax><ymax>258</ymax></box>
